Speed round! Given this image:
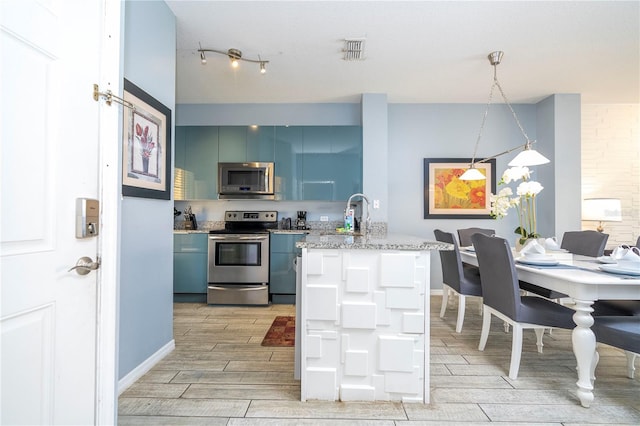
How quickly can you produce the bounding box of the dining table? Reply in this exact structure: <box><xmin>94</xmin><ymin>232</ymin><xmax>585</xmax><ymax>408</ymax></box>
<box><xmin>459</xmin><ymin>248</ymin><xmax>640</xmax><ymax>408</ymax></box>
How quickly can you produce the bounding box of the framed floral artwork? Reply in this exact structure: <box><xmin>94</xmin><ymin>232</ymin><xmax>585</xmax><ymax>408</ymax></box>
<box><xmin>122</xmin><ymin>79</ymin><xmax>172</xmax><ymax>200</ymax></box>
<box><xmin>423</xmin><ymin>158</ymin><xmax>496</xmax><ymax>219</ymax></box>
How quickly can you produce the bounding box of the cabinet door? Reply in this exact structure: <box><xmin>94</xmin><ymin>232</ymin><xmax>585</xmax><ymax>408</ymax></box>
<box><xmin>173</xmin><ymin>234</ymin><xmax>208</xmax><ymax>294</ymax></box>
<box><xmin>331</xmin><ymin>126</ymin><xmax>363</xmax><ymax>200</ymax></box>
<box><xmin>218</xmin><ymin>126</ymin><xmax>247</xmax><ymax>162</ymax></box>
<box><xmin>274</xmin><ymin>126</ymin><xmax>303</xmax><ymax>200</ymax></box>
<box><xmin>269</xmin><ymin>252</ymin><xmax>296</xmax><ymax>294</ymax></box>
<box><xmin>269</xmin><ymin>233</ymin><xmax>305</xmax><ymax>297</ymax></box>
<box><xmin>247</xmin><ymin>126</ymin><xmax>275</xmax><ymax>162</ymax></box>
<box><xmin>301</xmin><ymin>126</ymin><xmax>362</xmax><ymax>200</ymax></box>
<box><xmin>301</xmin><ymin>127</ymin><xmax>335</xmax><ymax>200</ymax></box>
<box><xmin>183</xmin><ymin>126</ymin><xmax>218</xmax><ymax>199</ymax></box>
<box><xmin>173</xmin><ymin>253</ymin><xmax>208</xmax><ymax>293</ymax></box>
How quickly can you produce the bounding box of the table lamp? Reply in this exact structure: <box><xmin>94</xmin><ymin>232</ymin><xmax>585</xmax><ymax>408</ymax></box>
<box><xmin>582</xmin><ymin>198</ymin><xmax>622</xmax><ymax>232</ymax></box>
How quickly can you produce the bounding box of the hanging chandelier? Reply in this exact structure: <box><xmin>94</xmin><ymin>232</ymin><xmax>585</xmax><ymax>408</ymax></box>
<box><xmin>459</xmin><ymin>51</ymin><xmax>550</xmax><ymax>181</ymax></box>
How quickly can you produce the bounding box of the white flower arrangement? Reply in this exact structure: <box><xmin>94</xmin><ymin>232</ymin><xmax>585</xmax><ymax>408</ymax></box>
<box><xmin>490</xmin><ymin>166</ymin><xmax>543</xmax><ymax>244</ymax></box>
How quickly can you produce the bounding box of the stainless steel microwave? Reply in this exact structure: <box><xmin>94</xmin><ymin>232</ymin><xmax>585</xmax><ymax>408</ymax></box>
<box><xmin>218</xmin><ymin>162</ymin><xmax>275</xmax><ymax>199</ymax></box>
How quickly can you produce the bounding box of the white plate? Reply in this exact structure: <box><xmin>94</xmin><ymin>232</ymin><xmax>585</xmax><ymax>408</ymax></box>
<box><xmin>516</xmin><ymin>257</ymin><xmax>559</xmax><ymax>266</ymax></box>
<box><xmin>522</xmin><ymin>252</ymin><xmax>551</xmax><ymax>260</ymax></box>
<box><xmin>596</xmin><ymin>256</ymin><xmax>617</xmax><ymax>264</ymax></box>
<box><xmin>546</xmin><ymin>248</ymin><xmax>569</xmax><ymax>253</ymax></box>
<box><xmin>599</xmin><ymin>264</ymin><xmax>640</xmax><ymax>276</ymax></box>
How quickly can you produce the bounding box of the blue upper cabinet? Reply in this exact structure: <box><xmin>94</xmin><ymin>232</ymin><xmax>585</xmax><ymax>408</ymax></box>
<box><xmin>175</xmin><ymin>125</ymin><xmax>361</xmax><ymax>201</ymax></box>
<box><xmin>175</xmin><ymin>126</ymin><xmax>218</xmax><ymax>200</ymax></box>
<box><xmin>247</xmin><ymin>126</ymin><xmax>275</xmax><ymax>162</ymax></box>
<box><xmin>301</xmin><ymin>126</ymin><xmax>362</xmax><ymax>201</ymax></box>
<box><xmin>275</xmin><ymin>126</ymin><xmax>303</xmax><ymax>200</ymax></box>
<box><xmin>218</xmin><ymin>126</ymin><xmax>275</xmax><ymax>162</ymax></box>
<box><xmin>218</xmin><ymin>126</ymin><xmax>247</xmax><ymax>162</ymax></box>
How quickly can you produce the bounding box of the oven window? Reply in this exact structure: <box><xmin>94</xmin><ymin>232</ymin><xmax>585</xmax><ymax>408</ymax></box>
<box><xmin>215</xmin><ymin>242</ymin><xmax>261</xmax><ymax>266</ymax></box>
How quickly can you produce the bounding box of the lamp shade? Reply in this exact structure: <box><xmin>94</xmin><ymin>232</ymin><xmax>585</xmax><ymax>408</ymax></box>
<box><xmin>508</xmin><ymin>148</ymin><xmax>551</xmax><ymax>167</ymax></box>
<box><xmin>582</xmin><ymin>198</ymin><xmax>622</xmax><ymax>222</ymax></box>
<box><xmin>459</xmin><ymin>167</ymin><xmax>487</xmax><ymax>181</ymax></box>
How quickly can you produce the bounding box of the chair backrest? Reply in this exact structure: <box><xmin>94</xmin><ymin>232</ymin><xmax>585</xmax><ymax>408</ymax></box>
<box><xmin>457</xmin><ymin>227</ymin><xmax>495</xmax><ymax>247</ymax></box>
<box><xmin>471</xmin><ymin>233</ymin><xmax>521</xmax><ymax>320</ymax></box>
<box><xmin>635</xmin><ymin>235</ymin><xmax>640</xmax><ymax>249</ymax></box>
<box><xmin>434</xmin><ymin>229</ymin><xmax>464</xmax><ymax>292</ymax></box>
<box><xmin>560</xmin><ymin>230</ymin><xmax>609</xmax><ymax>257</ymax></box>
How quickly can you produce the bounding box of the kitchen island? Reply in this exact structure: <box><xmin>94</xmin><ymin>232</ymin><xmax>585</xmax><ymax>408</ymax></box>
<box><xmin>296</xmin><ymin>233</ymin><xmax>450</xmax><ymax>403</ymax></box>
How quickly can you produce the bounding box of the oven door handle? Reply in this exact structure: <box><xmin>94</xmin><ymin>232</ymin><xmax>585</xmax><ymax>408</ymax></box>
<box><xmin>208</xmin><ymin>235</ymin><xmax>268</xmax><ymax>241</ymax></box>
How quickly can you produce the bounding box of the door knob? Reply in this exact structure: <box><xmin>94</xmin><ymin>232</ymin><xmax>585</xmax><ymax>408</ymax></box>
<box><xmin>68</xmin><ymin>256</ymin><xmax>101</xmax><ymax>275</ymax></box>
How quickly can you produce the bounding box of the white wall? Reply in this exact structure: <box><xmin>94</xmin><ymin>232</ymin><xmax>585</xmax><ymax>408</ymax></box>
<box><xmin>581</xmin><ymin>104</ymin><xmax>640</xmax><ymax>246</ymax></box>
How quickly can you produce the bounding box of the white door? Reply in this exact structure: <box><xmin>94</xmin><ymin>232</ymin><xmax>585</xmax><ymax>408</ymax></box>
<box><xmin>1</xmin><ymin>0</ymin><xmax>120</xmax><ymax>424</ymax></box>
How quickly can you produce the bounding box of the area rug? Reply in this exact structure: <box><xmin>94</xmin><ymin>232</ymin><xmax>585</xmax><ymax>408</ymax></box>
<box><xmin>261</xmin><ymin>316</ymin><xmax>295</xmax><ymax>347</ymax></box>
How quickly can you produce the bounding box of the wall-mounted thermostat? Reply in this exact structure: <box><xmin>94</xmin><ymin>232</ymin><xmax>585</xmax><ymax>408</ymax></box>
<box><xmin>76</xmin><ymin>198</ymin><xmax>99</xmax><ymax>238</ymax></box>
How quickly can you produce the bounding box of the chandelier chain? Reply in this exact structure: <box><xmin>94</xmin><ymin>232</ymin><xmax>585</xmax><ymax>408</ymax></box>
<box><xmin>470</xmin><ymin>76</ymin><xmax>497</xmax><ymax>165</ymax></box>
<box><xmin>494</xmin><ymin>78</ymin><xmax>531</xmax><ymax>143</ymax></box>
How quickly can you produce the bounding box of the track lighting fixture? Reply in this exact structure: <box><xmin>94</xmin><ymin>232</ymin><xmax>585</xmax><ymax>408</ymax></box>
<box><xmin>197</xmin><ymin>43</ymin><xmax>269</xmax><ymax>74</ymax></box>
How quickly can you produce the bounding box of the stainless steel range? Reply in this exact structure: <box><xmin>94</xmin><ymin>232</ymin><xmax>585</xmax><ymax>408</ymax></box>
<box><xmin>207</xmin><ymin>210</ymin><xmax>277</xmax><ymax>305</ymax></box>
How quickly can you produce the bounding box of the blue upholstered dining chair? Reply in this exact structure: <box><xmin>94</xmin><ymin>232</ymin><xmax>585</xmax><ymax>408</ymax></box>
<box><xmin>593</xmin><ymin>300</ymin><xmax>640</xmax><ymax>317</ymax></box>
<box><xmin>560</xmin><ymin>230</ymin><xmax>609</xmax><ymax>257</ymax></box>
<box><xmin>471</xmin><ymin>233</ymin><xmax>576</xmax><ymax>379</ymax></box>
<box><xmin>434</xmin><ymin>229</ymin><xmax>483</xmax><ymax>333</ymax></box>
<box><xmin>592</xmin><ymin>316</ymin><xmax>640</xmax><ymax>379</ymax></box>
<box><xmin>457</xmin><ymin>227</ymin><xmax>495</xmax><ymax>247</ymax></box>
<box><xmin>457</xmin><ymin>227</ymin><xmax>495</xmax><ymax>278</ymax></box>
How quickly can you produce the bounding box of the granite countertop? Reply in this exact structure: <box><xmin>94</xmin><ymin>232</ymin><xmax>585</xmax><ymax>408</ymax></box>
<box><xmin>296</xmin><ymin>233</ymin><xmax>452</xmax><ymax>251</ymax></box>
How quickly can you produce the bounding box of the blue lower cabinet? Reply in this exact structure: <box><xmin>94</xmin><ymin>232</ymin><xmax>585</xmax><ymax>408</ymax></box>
<box><xmin>269</xmin><ymin>233</ymin><xmax>305</xmax><ymax>304</ymax></box>
<box><xmin>174</xmin><ymin>233</ymin><xmax>208</xmax><ymax>302</ymax></box>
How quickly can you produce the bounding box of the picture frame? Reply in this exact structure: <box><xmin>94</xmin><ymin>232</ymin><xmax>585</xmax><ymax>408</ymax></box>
<box><xmin>122</xmin><ymin>79</ymin><xmax>172</xmax><ymax>200</ymax></box>
<box><xmin>423</xmin><ymin>157</ymin><xmax>496</xmax><ymax>219</ymax></box>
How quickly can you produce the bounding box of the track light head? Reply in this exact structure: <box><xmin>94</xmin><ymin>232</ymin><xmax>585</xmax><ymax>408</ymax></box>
<box><xmin>227</xmin><ymin>48</ymin><xmax>242</xmax><ymax>68</ymax></box>
<box><xmin>260</xmin><ymin>62</ymin><xmax>266</xmax><ymax>74</ymax></box>
<box><xmin>199</xmin><ymin>50</ymin><xmax>207</xmax><ymax>65</ymax></box>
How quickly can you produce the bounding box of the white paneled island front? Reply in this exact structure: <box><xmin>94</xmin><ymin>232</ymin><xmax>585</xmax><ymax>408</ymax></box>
<box><xmin>296</xmin><ymin>234</ymin><xmax>450</xmax><ymax>403</ymax></box>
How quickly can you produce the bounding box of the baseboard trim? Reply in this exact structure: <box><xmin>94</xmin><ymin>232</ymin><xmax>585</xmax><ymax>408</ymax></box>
<box><xmin>430</xmin><ymin>289</ymin><xmax>444</xmax><ymax>296</ymax></box>
<box><xmin>118</xmin><ymin>339</ymin><xmax>175</xmax><ymax>395</ymax></box>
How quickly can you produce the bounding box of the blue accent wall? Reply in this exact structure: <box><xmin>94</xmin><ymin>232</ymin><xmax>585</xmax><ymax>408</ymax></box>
<box><xmin>119</xmin><ymin>0</ymin><xmax>176</xmax><ymax>379</ymax></box>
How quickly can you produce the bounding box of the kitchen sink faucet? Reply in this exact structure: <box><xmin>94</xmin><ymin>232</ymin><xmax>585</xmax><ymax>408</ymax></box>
<box><xmin>346</xmin><ymin>193</ymin><xmax>372</xmax><ymax>236</ymax></box>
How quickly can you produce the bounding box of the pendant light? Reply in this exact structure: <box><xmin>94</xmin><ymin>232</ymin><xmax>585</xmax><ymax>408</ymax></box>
<box><xmin>460</xmin><ymin>51</ymin><xmax>550</xmax><ymax>181</ymax></box>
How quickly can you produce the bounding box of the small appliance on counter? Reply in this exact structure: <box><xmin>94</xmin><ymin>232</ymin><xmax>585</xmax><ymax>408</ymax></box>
<box><xmin>280</xmin><ymin>217</ymin><xmax>292</xmax><ymax>230</ymax></box>
<box><xmin>295</xmin><ymin>211</ymin><xmax>308</xmax><ymax>230</ymax></box>
<box><xmin>183</xmin><ymin>205</ymin><xmax>197</xmax><ymax>230</ymax></box>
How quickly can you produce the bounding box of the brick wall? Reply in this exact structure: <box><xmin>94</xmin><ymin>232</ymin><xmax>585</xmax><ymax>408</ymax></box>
<box><xmin>581</xmin><ymin>104</ymin><xmax>640</xmax><ymax>248</ymax></box>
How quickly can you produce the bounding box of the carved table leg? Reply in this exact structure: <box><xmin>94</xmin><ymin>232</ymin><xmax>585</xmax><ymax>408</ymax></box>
<box><xmin>572</xmin><ymin>299</ymin><xmax>596</xmax><ymax>408</ymax></box>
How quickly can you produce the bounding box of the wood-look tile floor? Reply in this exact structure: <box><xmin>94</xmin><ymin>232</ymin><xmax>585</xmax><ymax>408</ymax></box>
<box><xmin>118</xmin><ymin>296</ymin><xmax>640</xmax><ymax>425</ymax></box>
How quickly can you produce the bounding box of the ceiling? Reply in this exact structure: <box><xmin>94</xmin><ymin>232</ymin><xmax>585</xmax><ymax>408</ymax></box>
<box><xmin>166</xmin><ymin>1</ymin><xmax>640</xmax><ymax>105</ymax></box>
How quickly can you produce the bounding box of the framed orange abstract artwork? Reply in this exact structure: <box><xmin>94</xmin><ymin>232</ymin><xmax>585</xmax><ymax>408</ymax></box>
<box><xmin>423</xmin><ymin>158</ymin><xmax>496</xmax><ymax>219</ymax></box>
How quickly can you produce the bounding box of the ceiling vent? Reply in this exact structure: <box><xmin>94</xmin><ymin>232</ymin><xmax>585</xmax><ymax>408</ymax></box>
<box><xmin>343</xmin><ymin>38</ymin><xmax>366</xmax><ymax>61</ymax></box>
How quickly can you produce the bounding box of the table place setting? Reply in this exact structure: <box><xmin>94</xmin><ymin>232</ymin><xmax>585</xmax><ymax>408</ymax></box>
<box><xmin>515</xmin><ymin>240</ymin><xmax>572</xmax><ymax>267</ymax></box>
<box><xmin>596</xmin><ymin>245</ymin><xmax>640</xmax><ymax>277</ymax></box>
